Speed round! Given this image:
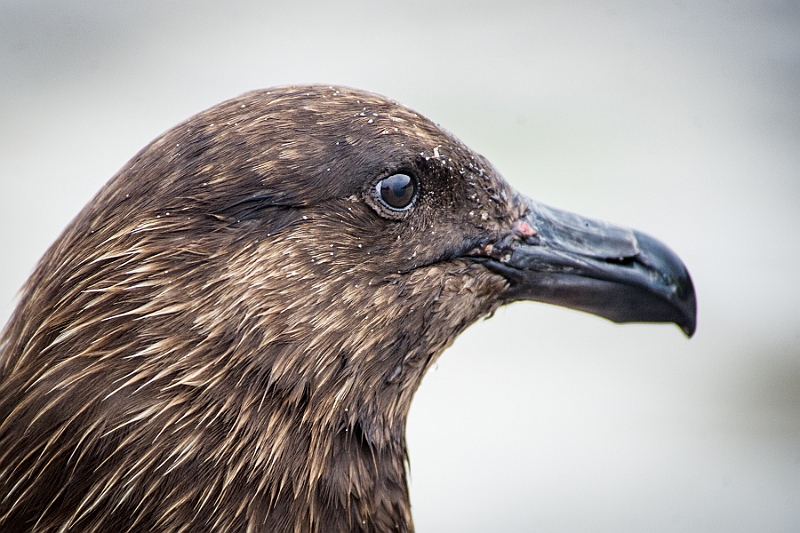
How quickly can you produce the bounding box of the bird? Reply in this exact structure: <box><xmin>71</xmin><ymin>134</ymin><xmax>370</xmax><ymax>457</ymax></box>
<box><xmin>0</xmin><ymin>85</ymin><xmax>696</xmax><ymax>533</ymax></box>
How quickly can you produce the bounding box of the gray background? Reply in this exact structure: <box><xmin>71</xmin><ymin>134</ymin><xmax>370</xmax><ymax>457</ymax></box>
<box><xmin>1</xmin><ymin>1</ymin><xmax>798</xmax><ymax>531</ymax></box>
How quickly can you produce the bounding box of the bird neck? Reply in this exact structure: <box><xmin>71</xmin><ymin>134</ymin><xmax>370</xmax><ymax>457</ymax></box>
<box><xmin>245</xmin><ymin>415</ymin><xmax>414</xmax><ymax>533</ymax></box>
<box><xmin>302</xmin><ymin>422</ymin><xmax>413</xmax><ymax>533</ymax></box>
<box><xmin>207</xmin><ymin>385</ymin><xmax>415</xmax><ymax>533</ymax></box>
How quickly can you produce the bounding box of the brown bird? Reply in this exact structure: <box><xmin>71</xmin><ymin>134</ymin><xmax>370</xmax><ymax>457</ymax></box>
<box><xmin>0</xmin><ymin>85</ymin><xmax>695</xmax><ymax>533</ymax></box>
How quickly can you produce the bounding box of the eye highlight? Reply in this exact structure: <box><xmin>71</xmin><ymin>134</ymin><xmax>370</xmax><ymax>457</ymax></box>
<box><xmin>376</xmin><ymin>173</ymin><xmax>417</xmax><ymax>211</ymax></box>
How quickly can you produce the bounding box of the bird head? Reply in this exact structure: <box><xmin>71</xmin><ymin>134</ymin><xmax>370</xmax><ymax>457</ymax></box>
<box><xmin>0</xmin><ymin>85</ymin><xmax>695</xmax><ymax>533</ymax></box>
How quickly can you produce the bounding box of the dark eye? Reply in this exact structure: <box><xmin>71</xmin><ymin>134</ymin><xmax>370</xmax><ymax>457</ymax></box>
<box><xmin>376</xmin><ymin>173</ymin><xmax>417</xmax><ymax>210</ymax></box>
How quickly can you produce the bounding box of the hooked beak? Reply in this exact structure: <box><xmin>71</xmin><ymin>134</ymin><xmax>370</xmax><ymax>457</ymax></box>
<box><xmin>476</xmin><ymin>198</ymin><xmax>697</xmax><ymax>337</ymax></box>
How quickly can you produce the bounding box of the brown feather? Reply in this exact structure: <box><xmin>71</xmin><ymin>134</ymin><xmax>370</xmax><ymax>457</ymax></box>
<box><xmin>0</xmin><ymin>86</ymin><xmax>523</xmax><ymax>532</ymax></box>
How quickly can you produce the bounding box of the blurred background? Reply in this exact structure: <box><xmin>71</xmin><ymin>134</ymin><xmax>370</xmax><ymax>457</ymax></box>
<box><xmin>1</xmin><ymin>0</ymin><xmax>798</xmax><ymax>531</ymax></box>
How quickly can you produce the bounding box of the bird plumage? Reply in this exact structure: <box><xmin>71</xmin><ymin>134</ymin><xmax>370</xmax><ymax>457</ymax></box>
<box><xmin>0</xmin><ymin>85</ymin><xmax>695</xmax><ymax>532</ymax></box>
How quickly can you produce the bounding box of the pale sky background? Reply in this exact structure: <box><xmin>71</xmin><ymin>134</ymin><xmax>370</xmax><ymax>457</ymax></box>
<box><xmin>1</xmin><ymin>1</ymin><xmax>799</xmax><ymax>531</ymax></box>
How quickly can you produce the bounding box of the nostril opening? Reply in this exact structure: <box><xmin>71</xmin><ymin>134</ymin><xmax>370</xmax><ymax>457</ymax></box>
<box><xmin>603</xmin><ymin>256</ymin><xmax>636</xmax><ymax>266</ymax></box>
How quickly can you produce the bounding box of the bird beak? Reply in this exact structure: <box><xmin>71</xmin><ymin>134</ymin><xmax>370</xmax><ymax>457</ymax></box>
<box><xmin>476</xmin><ymin>198</ymin><xmax>697</xmax><ymax>337</ymax></box>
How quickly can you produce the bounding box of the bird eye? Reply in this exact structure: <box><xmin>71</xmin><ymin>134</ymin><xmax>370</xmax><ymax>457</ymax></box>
<box><xmin>376</xmin><ymin>174</ymin><xmax>417</xmax><ymax>211</ymax></box>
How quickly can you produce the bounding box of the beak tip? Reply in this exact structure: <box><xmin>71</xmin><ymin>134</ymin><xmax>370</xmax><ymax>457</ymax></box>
<box><xmin>676</xmin><ymin>266</ymin><xmax>697</xmax><ymax>339</ymax></box>
<box><xmin>669</xmin><ymin>266</ymin><xmax>697</xmax><ymax>338</ymax></box>
<box><xmin>632</xmin><ymin>230</ymin><xmax>697</xmax><ymax>339</ymax></box>
<box><xmin>681</xmin><ymin>299</ymin><xmax>697</xmax><ymax>338</ymax></box>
